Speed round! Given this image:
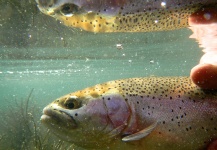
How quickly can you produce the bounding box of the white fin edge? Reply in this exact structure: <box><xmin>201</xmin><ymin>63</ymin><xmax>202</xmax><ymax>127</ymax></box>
<box><xmin>107</xmin><ymin>124</ymin><xmax>126</xmax><ymax>139</ymax></box>
<box><xmin>122</xmin><ymin>121</ymin><xmax>158</xmax><ymax>142</ymax></box>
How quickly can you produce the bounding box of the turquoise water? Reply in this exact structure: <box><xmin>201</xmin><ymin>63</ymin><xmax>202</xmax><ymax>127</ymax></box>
<box><xmin>0</xmin><ymin>29</ymin><xmax>201</xmax><ymax>110</ymax></box>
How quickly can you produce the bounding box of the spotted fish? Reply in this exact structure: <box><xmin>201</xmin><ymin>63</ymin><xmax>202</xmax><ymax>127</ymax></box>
<box><xmin>35</xmin><ymin>0</ymin><xmax>217</xmax><ymax>32</ymax></box>
<box><xmin>41</xmin><ymin>77</ymin><xmax>217</xmax><ymax>150</ymax></box>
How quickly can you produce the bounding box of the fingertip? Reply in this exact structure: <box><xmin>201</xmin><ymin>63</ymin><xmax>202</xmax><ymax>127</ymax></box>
<box><xmin>207</xmin><ymin>139</ymin><xmax>217</xmax><ymax>150</ymax></box>
<box><xmin>190</xmin><ymin>64</ymin><xmax>217</xmax><ymax>89</ymax></box>
<box><xmin>189</xmin><ymin>7</ymin><xmax>217</xmax><ymax>25</ymax></box>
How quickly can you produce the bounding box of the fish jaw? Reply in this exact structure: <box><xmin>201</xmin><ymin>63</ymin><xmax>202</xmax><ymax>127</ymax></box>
<box><xmin>41</xmin><ymin>103</ymin><xmax>80</xmax><ymax>142</ymax></box>
<box><xmin>41</xmin><ymin>92</ymin><xmax>131</xmax><ymax>148</ymax></box>
<box><xmin>41</xmin><ymin>103</ymin><xmax>77</xmax><ymax>129</ymax></box>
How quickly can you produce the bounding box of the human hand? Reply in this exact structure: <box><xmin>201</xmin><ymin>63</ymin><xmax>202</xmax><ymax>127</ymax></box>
<box><xmin>189</xmin><ymin>7</ymin><xmax>217</xmax><ymax>90</ymax></box>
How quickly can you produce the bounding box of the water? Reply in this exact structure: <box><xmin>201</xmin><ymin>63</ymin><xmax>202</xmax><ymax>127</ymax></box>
<box><xmin>0</xmin><ymin>0</ymin><xmax>204</xmax><ymax>149</ymax></box>
<box><xmin>0</xmin><ymin>30</ymin><xmax>201</xmax><ymax>110</ymax></box>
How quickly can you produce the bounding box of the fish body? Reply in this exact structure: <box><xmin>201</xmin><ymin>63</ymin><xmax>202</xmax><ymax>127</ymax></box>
<box><xmin>41</xmin><ymin>77</ymin><xmax>217</xmax><ymax>150</ymax></box>
<box><xmin>35</xmin><ymin>0</ymin><xmax>217</xmax><ymax>32</ymax></box>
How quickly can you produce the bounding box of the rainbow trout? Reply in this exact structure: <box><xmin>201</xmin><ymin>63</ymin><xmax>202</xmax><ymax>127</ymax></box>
<box><xmin>41</xmin><ymin>77</ymin><xmax>217</xmax><ymax>150</ymax></box>
<box><xmin>35</xmin><ymin>0</ymin><xmax>217</xmax><ymax>32</ymax></box>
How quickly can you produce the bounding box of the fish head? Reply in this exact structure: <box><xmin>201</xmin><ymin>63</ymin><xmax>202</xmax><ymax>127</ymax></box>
<box><xmin>35</xmin><ymin>0</ymin><xmax>84</xmax><ymax>17</ymax></box>
<box><xmin>41</xmin><ymin>86</ymin><xmax>131</xmax><ymax>148</ymax></box>
<box><xmin>35</xmin><ymin>0</ymin><xmax>127</xmax><ymax>32</ymax></box>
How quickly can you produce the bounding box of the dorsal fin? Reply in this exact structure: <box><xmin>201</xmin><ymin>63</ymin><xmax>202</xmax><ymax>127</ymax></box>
<box><xmin>122</xmin><ymin>121</ymin><xmax>157</xmax><ymax>142</ymax></box>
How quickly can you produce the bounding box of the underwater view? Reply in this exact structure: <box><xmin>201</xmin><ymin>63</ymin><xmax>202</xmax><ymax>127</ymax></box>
<box><xmin>0</xmin><ymin>0</ymin><xmax>217</xmax><ymax>150</ymax></box>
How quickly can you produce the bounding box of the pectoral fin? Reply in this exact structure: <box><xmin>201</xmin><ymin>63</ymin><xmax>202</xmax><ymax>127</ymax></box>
<box><xmin>122</xmin><ymin>121</ymin><xmax>157</xmax><ymax>142</ymax></box>
<box><xmin>107</xmin><ymin>124</ymin><xmax>126</xmax><ymax>139</ymax></box>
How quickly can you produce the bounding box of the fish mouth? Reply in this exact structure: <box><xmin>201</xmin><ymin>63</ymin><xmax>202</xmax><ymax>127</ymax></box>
<box><xmin>41</xmin><ymin>106</ymin><xmax>77</xmax><ymax>129</ymax></box>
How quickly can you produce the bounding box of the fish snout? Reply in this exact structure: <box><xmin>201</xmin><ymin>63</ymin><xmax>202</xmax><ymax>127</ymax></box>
<box><xmin>41</xmin><ymin>104</ymin><xmax>77</xmax><ymax>129</ymax></box>
<box><xmin>36</xmin><ymin>0</ymin><xmax>57</xmax><ymax>16</ymax></box>
<box><xmin>37</xmin><ymin>0</ymin><xmax>55</xmax><ymax>8</ymax></box>
<box><xmin>41</xmin><ymin>104</ymin><xmax>57</xmax><ymax>122</ymax></box>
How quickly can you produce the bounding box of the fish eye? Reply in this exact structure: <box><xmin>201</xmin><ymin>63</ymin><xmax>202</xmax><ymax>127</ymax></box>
<box><xmin>64</xmin><ymin>96</ymin><xmax>81</xmax><ymax>109</ymax></box>
<box><xmin>60</xmin><ymin>3</ymin><xmax>79</xmax><ymax>16</ymax></box>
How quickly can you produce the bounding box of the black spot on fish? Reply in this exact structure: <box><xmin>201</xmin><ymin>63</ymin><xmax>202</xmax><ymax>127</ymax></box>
<box><xmin>75</xmin><ymin>113</ymin><xmax>78</xmax><ymax>116</ymax></box>
<box><xmin>177</xmin><ymin>122</ymin><xmax>180</xmax><ymax>127</ymax></box>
